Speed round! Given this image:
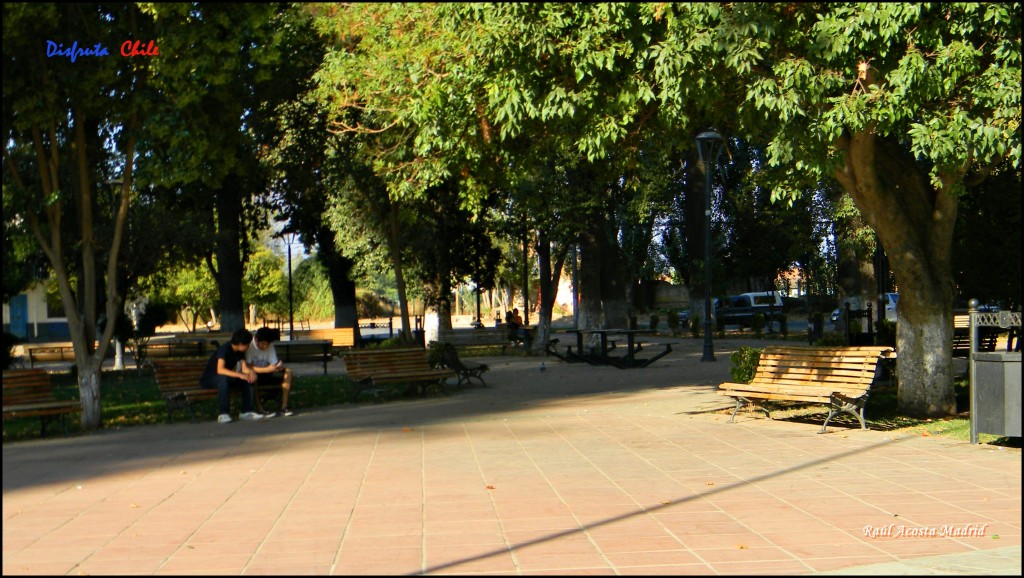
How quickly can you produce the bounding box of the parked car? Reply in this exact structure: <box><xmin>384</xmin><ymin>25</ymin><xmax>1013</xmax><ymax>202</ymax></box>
<box><xmin>715</xmin><ymin>292</ymin><xmax>784</xmax><ymax>328</ymax></box>
<box><xmin>883</xmin><ymin>292</ymin><xmax>898</xmax><ymax>321</ymax></box>
<box><xmin>677</xmin><ymin>298</ymin><xmax>719</xmax><ymax>328</ymax></box>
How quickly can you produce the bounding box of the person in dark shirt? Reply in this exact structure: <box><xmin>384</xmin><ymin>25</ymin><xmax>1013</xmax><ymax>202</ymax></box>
<box><xmin>200</xmin><ymin>328</ymin><xmax>263</xmax><ymax>423</ymax></box>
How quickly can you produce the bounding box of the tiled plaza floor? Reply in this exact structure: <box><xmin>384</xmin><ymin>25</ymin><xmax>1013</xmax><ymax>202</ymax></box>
<box><xmin>3</xmin><ymin>338</ymin><xmax>1020</xmax><ymax>575</ymax></box>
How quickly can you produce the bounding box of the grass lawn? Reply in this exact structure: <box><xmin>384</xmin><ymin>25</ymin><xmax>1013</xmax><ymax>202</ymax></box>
<box><xmin>2</xmin><ymin>367</ymin><xmax>375</xmax><ymax>443</ymax></box>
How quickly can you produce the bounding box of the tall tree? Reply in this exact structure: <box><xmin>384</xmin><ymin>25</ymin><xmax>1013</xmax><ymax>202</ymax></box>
<box><xmin>3</xmin><ymin>3</ymin><xmax>147</xmax><ymax>429</ymax></box>
<box><xmin>269</xmin><ymin>96</ymin><xmax>361</xmax><ymax>334</ymax></box>
<box><xmin>138</xmin><ymin>3</ymin><xmax>319</xmax><ymax>333</ymax></box>
<box><xmin>718</xmin><ymin>3</ymin><xmax>1021</xmax><ymax>416</ymax></box>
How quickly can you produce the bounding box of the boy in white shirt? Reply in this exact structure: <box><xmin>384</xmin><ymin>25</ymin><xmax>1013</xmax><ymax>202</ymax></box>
<box><xmin>244</xmin><ymin>327</ymin><xmax>294</xmax><ymax>417</ymax></box>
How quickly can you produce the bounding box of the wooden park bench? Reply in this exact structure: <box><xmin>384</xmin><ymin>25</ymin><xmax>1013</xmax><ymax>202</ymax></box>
<box><xmin>717</xmin><ymin>345</ymin><xmax>893</xmax><ymax>433</ymax></box>
<box><xmin>273</xmin><ymin>339</ymin><xmax>333</xmax><ymax>375</ymax></box>
<box><xmin>152</xmin><ymin>359</ymin><xmax>280</xmax><ymax>423</ymax></box>
<box><xmin>436</xmin><ymin>342</ymin><xmax>489</xmax><ymax>388</ymax></box>
<box><xmin>2</xmin><ymin>369</ymin><xmax>79</xmax><ymax>437</ymax></box>
<box><xmin>435</xmin><ymin>326</ymin><xmax>514</xmax><ymax>353</ymax></box>
<box><xmin>953</xmin><ymin>314</ymin><xmax>999</xmax><ymax>358</ymax></box>
<box><xmin>342</xmin><ymin>348</ymin><xmax>455</xmax><ymax>402</ymax></box>
<box><xmin>300</xmin><ymin>327</ymin><xmax>357</xmax><ymax>352</ymax></box>
<box><xmin>138</xmin><ymin>337</ymin><xmax>208</xmax><ymax>360</ymax></box>
<box><xmin>21</xmin><ymin>341</ymin><xmax>115</xmax><ymax>367</ymax></box>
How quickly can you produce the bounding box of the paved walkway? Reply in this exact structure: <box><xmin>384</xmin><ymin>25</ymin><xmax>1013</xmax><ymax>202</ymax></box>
<box><xmin>3</xmin><ymin>338</ymin><xmax>1020</xmax><ymax>575</ymax></box>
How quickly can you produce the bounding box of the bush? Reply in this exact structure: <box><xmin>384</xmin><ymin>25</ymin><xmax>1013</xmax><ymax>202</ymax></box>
<box><xmin>364</xmin><ymin>336</ymin><xmax>405</xmax><ymax>349</ymax></box>
<box><xmin>3</xmin><ymin>331</ymin><xmax>23</xmax><ymax>370</ymax></box>
<box><xmin>876</xmin><ymin>319</ymin><xmax>896</xmax><ymax>346</ymax></box>
<box><xmin>665</xmin><ymin>309</ymin><xmax>680</xmax><ymax>335</ymax></box>
<box><xmin>814</xmin><ymin>331</ymin><xmax>848</xmax><ymax>347</ymax></box>
<box><xmin>730</xmin><ymin>346</ymin><xmax>763</xmax><ymax>383</ymax></box>
<box><xmin>648</xmin><ymin>314</ymin><xmax>659</xmax><ymax>331</ymax></box>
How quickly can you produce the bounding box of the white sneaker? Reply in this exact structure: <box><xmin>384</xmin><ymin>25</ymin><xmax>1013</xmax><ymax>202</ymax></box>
<box><xmin>218</xmin><ymin>414</ymin><xmax>233</xmax><ymax>424</ymax></box>
<box><xmin>240</xmin><ymin>412</ymin><xmax>264</xmax><ymax>421</ymax></box>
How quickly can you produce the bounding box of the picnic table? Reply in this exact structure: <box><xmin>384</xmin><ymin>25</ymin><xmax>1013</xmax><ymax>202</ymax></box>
<box><xmin>549</xmin><ymin>328</ymin><xmax>671</xmax><ymax>369</ymax></box>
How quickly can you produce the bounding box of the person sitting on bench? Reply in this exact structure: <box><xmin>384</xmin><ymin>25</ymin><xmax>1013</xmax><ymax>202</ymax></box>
<box><xmin>200</xmin><ymin>328</ymin><xmax>264</xmax><ymax>424</ymax></box>
<box><xmin>245</xmin><ymin>327</ymin><xmax>294</xmax><ymax>417</ymax></box>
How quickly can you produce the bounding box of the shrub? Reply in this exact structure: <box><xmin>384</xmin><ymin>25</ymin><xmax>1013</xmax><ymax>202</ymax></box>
<box><xmin>814</xmin><ymin>331</ymin><xmax>848</xmax><ymax>347</ymax></box>
<box><xmin>876</xmin><ymin>319</ymin><xmax>896</xmax><ymax>346</ymax></box>
<box><xmin>3</xmin><ymin>332</ymin><xmax>23</xmax><ymax>370</ymax></box>
<box><xmin>730</xmin><ymin>346</ymin><xmax>763</xmax><ymax>383</ymax></box>
<box><xmin>365</xmin><ymin>336</ymin><xmax>405</xmax><ymax>349</ymax></box>
<box><xmin>665</xmin><ymin>309</ymin><xmax>680</xmax><ymax>335</ymax></box>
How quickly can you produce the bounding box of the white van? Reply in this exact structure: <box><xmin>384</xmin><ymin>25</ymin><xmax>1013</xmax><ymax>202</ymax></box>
<box><xmin>741</xmin><ymin>291</ymin><xmax>784</xmax><ymax>308</ymax></box>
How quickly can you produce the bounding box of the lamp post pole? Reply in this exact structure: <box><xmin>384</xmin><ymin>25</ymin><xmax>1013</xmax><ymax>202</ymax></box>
<box><xmin>696</xmin><ymin>131</ymin><xmax>726</xmax><ymax>362</ymax></box>
<box><xmin>286</xmin><ymin>233</ymin><xmax>295</xmax><ymax>340</ymax></box>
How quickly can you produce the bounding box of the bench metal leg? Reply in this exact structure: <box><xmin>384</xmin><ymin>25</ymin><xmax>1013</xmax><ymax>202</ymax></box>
<box><xmin>728</xmin><ymin>396</ymin><xmax>772</xmax><ymax>423</ymax></box>
<box><xmin>728</xmin><ymin>397</ymin><xmax>743</xmax><ymax>423</ymax></box>
<box><xmin>821</xmin><ymin>394</ymin><xmax>868</xmax><ymax>434</ymax></box>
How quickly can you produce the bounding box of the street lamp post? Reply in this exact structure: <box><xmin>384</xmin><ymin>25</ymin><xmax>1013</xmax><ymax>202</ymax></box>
<box><xmin>695</xmin><ymin>131</ymin><xmax>727</xmax><ymax>362</ymax></box>
<box><xmin>285</xmin><ymin>233</ymin><xmax>296</xmax><ymax>340</ymax></box>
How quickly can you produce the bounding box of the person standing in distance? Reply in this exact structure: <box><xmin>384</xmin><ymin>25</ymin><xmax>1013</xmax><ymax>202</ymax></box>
<box><xmin>199</xmin><ymin>328</ymin><xmax>264</xmax><ymax>424</ymax></box>
<box><xmin>245</xmin><ymin>327</ymin><xmax>294</xmax><ymax>417</ymax></box>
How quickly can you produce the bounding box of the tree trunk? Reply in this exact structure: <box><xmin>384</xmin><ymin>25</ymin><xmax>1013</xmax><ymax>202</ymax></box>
<box><xmin>433</xmin><ymin>281</ymin><xmax>454</xmax><ymax>332</ymax></box>
<box><xmin>599</xmin><ymin>215</ymin><xmax>630</xmax><ymax>329</ymax></box>
<box><xmin>316</xmin><ymin>227</ymin><xmax>360</xmax><ymax>335</ymax></box>
<box><xmin>577</xmin><ymin>228</ymin><xmax>604</xmax><ymax>331</ymax></box>
<box><xmin>214</xmin><ymin>184</ymin><xmax>245</xmax><ymax>333</ymax></box>
<box><xmin>897</xmin><ymin>304</ymin><xmax>956</xmax><ymax>414</ymax></box>
<box><xmin>683</xmin><ymin>149</ymin><xmax>707</xmax><ymax>322</ymax></box>
<box><xmin>834</xmin><ymin>132</ymin><xmax>959</xmax><ymax>417</ymax></box>
<box><xmin>388</xmin><ymin>201</ymin><xmax>412</xmax><ymax>340</ymax></box>
<box><xmin>834</xmin><ymin>208</ymin><xmax>877</xmax><ymax>309</ymax></box>
<box><xmin>77</xmin><ymin>360</ymin><xmax>103</xmax><ymax>428</ymax></box>
<box><xmin>530</xmin><ymin>229</ymin><xmax>567</xmax><ymax>356</ymax></box>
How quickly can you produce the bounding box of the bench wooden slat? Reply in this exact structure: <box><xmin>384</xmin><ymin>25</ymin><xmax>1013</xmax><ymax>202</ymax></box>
<box><xmin>717</xmin><ymin>345</ymin><xmax>892</xmax><ymax>433</ymax></box>
<box><xmin>3</xmin><ymin>369</ymin><xmax>78</xmax><ymax>436</ymax></box>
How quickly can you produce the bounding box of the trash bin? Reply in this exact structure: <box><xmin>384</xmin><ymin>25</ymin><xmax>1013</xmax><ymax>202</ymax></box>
<box><xmin>413</xmin><ymin>329</ymin><xmax>425</xmax><ymax>349</ymax></box>
<box><xmin>970</xmin><ymin>351</ymin><xmax>1022</xmax><ymax>444</ymax></box>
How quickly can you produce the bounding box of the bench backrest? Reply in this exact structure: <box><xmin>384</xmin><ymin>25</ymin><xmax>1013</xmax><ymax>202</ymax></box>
<box><xmin>152</xmin><ymin>360</ymin><xmax>207</xmax><ymax>394</ymax></box>
<box><xmin>752</xmin><ymin>346</ymin><xmax>891</xmax><ymax>396</ymax></box>
<box><xmin>141</xmin><ymin>339</ymin><xmax>208</xmax><ymax>359</ymax></box>
<box><xmin>952</xmin><ymin>314</ymin><xmax>999</xmax><ymax>356</ymax></box>
<box><xmin>436</xmin><ymin>326</ymin><xmax>509</xmax><ymax>344</ymax></box>
<box><xmin>277</xmin><ymin>342</ymin><xmax>329</xmax><ymax>354</ymax></box>
<box><xmin>301</xmin><ymin>328</ymin><xmax>356</xmax><ymax>348</ymax></box>
<box><xmin>342</xmin><ymin>348</ymin><xmax>433</xmax><ymax>380</ymax></box>
<box><xmin>2</xmin><ymin>369</ymin><xmax>57</xmax><ymax>406</ymax></box>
